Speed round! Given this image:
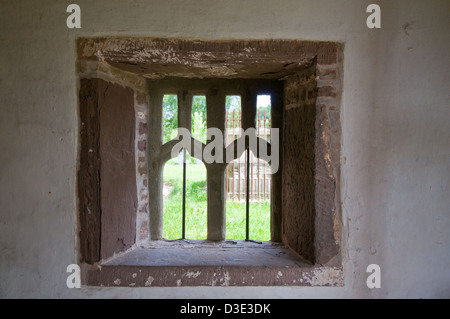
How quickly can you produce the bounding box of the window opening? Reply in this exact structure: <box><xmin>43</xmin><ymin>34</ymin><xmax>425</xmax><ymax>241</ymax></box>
<box><xmin>192</xmin><ymin>95</ymin><xmax>207</xmax><ymax>144</ymax></box>
<box><xmin>147</xmin><ymin>79</ymin><xmax>283</xmax><ymax>243</ymax></box>
<box><xmin>163</xmin><ymin>94</ymin><xmax>208</xmax><ymax>240</ymax></box>
<box><xmin>186</xmin><ymin>95</ymin><xmax>207</xmax><ymax>239</ymax></box>
<box><xmin>247</xmin><ymin>95</ymin><xmax>272</xmax><ymax>241</ymax></box>
<box><xmin>162</xmin><ymin>94</ymin><xmax>178</xmax><ymax>144</ymax></box>
<box><xmin>225</xmin><ymin>96</ymin><xmax>244</xmax><ymax>240</ymax></box>
<box><xmin>163</xmin><ymin>157</ymin><xmax>183</xmax><ymax>239</ymax></box>
<box><xmin>184</xmin><ymin>159</ymin><xmax>207</xmax><ymax>239</ymax></box>
<box><xmin>225</xmin><ymin>95</ymin><xmax>272</xmax><ymax>242</ymax></box>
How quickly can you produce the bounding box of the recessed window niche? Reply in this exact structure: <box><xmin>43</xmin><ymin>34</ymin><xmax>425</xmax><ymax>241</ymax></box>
<box><xmin>77</xmin><ymin>38</ymin><xmax>343</xmax><ymax>287</ymax></box>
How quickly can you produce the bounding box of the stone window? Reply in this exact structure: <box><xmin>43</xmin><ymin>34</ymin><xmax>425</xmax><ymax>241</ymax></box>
<box><xmin>146</xmin><ymin>77</ymin><xmax>282</xmax><ymax>242</ymax></box>
<box><xmin>77</xmin><ymin>38</ymin><xmax>343</xmax><ymax>286</ymax></box>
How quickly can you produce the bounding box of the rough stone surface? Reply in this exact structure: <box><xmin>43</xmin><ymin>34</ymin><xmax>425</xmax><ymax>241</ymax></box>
<box><xmin>86</xmin><ymin>242</ymin><xmax>343</xmax><ymax>287</ymax></box>
<box><xmin>135</xmin><ymin>93</ymin><xmax>150</xmax><ymax>243</ymax></box>
<box><xmin>283</xmin><ymin>104</ymin><xmax>317</xmax><ymax>263</ymax></box>
<box><xmin>77</xmin><ymin>38</ymin><xmax>337</xmax><ymax>80</ymax></box>
<box><xmin>98</xmin><ymin>80</ymin><xmax>137</xmax><ymax>259</ymax></box>
<box><xmin>314</xmin><ymin>104</ymin><xmax>340</xmax><ymax>264</ymax></box>
<box><xmin>78</xmin><ymin>79</ymin><xmax>137</xmax><ymax>262</ymax></box>
<box><xmin>87</xmin><ymin>264</ymin><xmax>343</xmax><ymax>287</ymax></box>
<box><xmin>78</xmin><ymin>79</ymin><xmax>102</xmax><ymax>264</ymax></box>
<box><xmin>282</xmin><ymin>53</ymin><xmax>342</xmax><ymax>265</ymax></box>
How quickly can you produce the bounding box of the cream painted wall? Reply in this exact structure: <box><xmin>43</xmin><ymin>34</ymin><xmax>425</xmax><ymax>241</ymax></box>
<box><xmin>0</xmin><ymin>0</ymin><xmax>449</xmax><ymax>298</ymax></box>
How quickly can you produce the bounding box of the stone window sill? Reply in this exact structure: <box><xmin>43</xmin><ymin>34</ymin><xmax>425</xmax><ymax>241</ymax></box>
<box><xmin>84</xmin><ymin>241</ymin><xmax>343</xmax><ymax>287</ymax></box>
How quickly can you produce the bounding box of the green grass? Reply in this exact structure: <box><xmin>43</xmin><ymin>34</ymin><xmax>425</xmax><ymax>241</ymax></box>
<box><xmin>225</xmin><ymin>201</ymin><xmax>271</xmax><ymax>241</ymax></box>
<box><xmin>163</xmin><ymin>160</ymin><xmax>270</xmax><ymax>241</ymax></box>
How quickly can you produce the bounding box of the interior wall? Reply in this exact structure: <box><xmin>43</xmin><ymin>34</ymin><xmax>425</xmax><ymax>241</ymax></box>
<box><xmin>0</xmin><ymin>0</ymin><xmax>449</xmax><ymax>298</ymax></box>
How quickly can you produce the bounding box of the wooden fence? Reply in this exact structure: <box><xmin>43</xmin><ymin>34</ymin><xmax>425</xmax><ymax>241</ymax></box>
<box><xmin>225</xmin><ymin>110</ymin><xmax>271</xmax><ymax>202</ymax></box>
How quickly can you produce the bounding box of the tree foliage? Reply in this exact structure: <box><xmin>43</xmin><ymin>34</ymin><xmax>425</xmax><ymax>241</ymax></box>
<box><xmin>162</xmin><ymin>94</ymin><xmax>271</xmax><ymax>143</ymax></box>
<box><xmin>162</xmin><ymin>95</ymin><xmax>178</xmax><ymax>143</ymax></box>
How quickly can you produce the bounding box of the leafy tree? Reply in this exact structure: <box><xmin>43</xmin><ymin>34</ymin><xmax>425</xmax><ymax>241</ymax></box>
<box><xmin>191</xmin><ymin>96</ymin><xmax>207</xmax><ymax>144</ymax></box>
<box><xmin>226</xmin><ymin>95</ymin><xmax>241</xmax><ymax>112</ymax></box>
<box><xmin>192</xmin><ymin>111</ymin><xmax>206</xmax><ymax>144</ymax></box>
<box><xmin>192</xmin><ymin>96</ymin><xmax>207</xmax><ymax>119</ymax></box>
<box><xmin>162</xmin><ymin>95</ymin><xmax>178</xmax><ymax>143</ymax></box>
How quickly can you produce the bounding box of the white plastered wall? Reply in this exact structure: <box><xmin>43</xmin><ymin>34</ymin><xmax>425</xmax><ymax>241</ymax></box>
<box><xmin>0</xmin><ymin>0</ymin><xmax>449</xmax><ymax>298</ymax></box>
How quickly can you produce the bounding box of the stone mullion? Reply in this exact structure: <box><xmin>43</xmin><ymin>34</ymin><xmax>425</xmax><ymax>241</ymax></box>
<box><xmin>206</xmin><ymin>89</ymin><xmax>226</xmax><ymax>241</ymax></box>
<box><xmin>148</xmin><ymin>85</ymin><xmax>164</xmax><ymax>240</ymax></box>
<box><xmin>270</xmin><ymin>89</ymin><xmax>283</xmax><ymax>242</ymax></box>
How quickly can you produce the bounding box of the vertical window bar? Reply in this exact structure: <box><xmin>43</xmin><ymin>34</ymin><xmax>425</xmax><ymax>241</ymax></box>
<box><xmin>182</xmin><ymin>149</ymin><xmax>186</xmax><ymax>239</ymax></box>
<box><xmin>246</xmin><ymin>149</ymin><xmax>250</xmax><ymax>241</ymax></box>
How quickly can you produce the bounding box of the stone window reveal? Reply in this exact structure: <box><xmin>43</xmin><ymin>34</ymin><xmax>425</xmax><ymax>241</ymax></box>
<box><xmin>77</xmin><ymin>38</ymin><xmax>343</xmax><ymax>287</ymax></box>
